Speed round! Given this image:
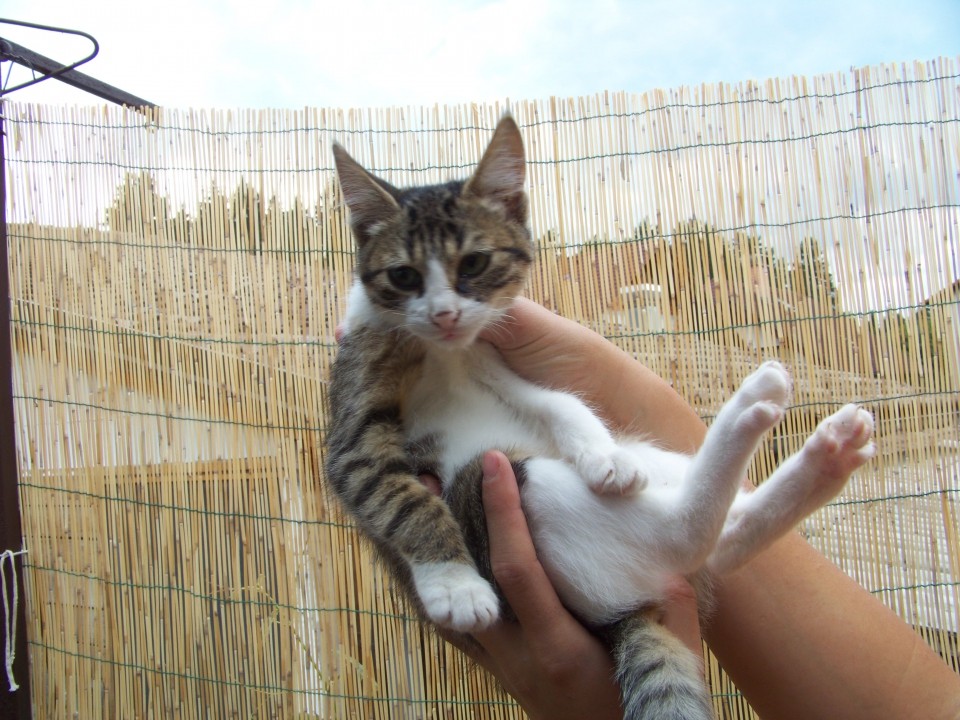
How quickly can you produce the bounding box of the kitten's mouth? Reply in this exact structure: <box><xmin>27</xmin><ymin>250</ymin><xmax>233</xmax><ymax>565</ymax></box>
<box><xmin>440</xmin><ymin>331</ymin><xmax>466</xmax><ymax>345</ymax></box>
<box><xmin>433</xmin><ymin>328</ymin><xmax>476</xmax><ymax>347</ymax></box>
<box><xmin>417</xmin><ymin>319</ymin><xmax>482</xmax><ymax>347</ymax></box>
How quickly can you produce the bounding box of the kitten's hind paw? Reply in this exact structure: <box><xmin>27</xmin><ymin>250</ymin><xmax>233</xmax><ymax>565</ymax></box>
<box><xmin>728</xmin><ymin>361</ymin><xmax>791</xmax><ymax>434</ymax></box>
<box><xmin>411</xmin><ymin>562</ymin><xmax>500</xmax><ymax>632</ymax></box>
<box><xmin>788</xmin><ymin>404</ymin><xmax>875</xmax><ymax>511</ymax></box>
<box><xmin>808</xmin><ymin>403</ymin><xmax>876</xmax><ymax>476</ymax></box>
<box><xmin>740</xmin><ymin>361</ymin><xmax>791</xmax><ymax>407</ymax></box>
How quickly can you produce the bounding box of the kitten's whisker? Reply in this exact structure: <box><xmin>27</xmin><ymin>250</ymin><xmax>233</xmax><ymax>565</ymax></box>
<box><xmin>481</xmin><ymin>305</ymin><xmax>518</xmax><ymax>343</ymax></box>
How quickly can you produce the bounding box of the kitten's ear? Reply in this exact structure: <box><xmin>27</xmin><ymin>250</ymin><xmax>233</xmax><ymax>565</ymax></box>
<box><xmin>463</xmin><ymin>116</ymin><xmax>527</xmax><ymax>226</ymax></box>
<box><xmin>333</xmin><ymin>144</ymin><xmax>402</xmax><ymax>245</ymax></box>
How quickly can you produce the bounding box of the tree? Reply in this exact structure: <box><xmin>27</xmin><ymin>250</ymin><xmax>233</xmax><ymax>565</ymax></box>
<box><xmin>790</xmin><ymin>237</ymin><xmax>837</xmax><ymax>315</ymax></box>
<box><xmin>194</xmin><ymin>182</ymin><xmax>230</xmax><ymax>249</ymax></box>
<box><xmin>105</xmin><ymin>172</ymin><xmax>170</xmax><ymax>238</ymax></box>
<box><xmin>265</xmin><ymin>195</ymin><xmax>316</xmax><ymax>255</ymax></box>
<box><xmin>230</xmin><ymin>180</ymin><xmax>265</xmax><ymax>253</ymax></box>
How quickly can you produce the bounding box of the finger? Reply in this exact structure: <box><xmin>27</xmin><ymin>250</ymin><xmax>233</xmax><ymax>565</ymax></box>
<box><xmin>479</xmin><ymin>297</ymin><xmax>541</xmax><ymax>350</ymax></box>
<box><xmin>474</xmin><ymin>451</ymin><xmax>568</xmax><ymax>635</ymax></box>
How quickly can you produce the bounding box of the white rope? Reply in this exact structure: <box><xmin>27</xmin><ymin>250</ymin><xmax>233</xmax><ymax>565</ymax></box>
<box><xmin>1</xmin><ymin>548</ymin><xmax>26</xmax><ymax>692</ymax></box>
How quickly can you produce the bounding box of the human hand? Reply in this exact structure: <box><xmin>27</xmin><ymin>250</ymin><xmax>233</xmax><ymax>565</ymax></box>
<box><xmin>482</xmin><ymin>298</ymin><xmax>706</xmax><ymax>453</ymax></box>
<box><xmin>481</xmin><ymin>298</ymin><xmax>610</xmax><ymax>394</ymax></box>
<box><xmin>459</xmin><ymin>451</ymin><xmax>703</xmax><ymax>720</ymax></box>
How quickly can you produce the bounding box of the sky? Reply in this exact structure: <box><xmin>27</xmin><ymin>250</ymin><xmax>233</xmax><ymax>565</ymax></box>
<box><xmin>2</xmin><ymin>0</ymin><xmax>958</xmax><ymax>110</ymax></box>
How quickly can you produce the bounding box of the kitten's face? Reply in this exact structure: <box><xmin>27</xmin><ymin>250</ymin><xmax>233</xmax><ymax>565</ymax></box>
<box><xmin>334</xmin><ymin>117</ymin><xmax>532</xmax><ymax>349</ymax></box>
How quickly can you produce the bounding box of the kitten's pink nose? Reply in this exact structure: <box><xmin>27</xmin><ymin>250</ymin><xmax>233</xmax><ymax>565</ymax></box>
<box><xmin>431</xmin><ymin>310</ymin><xmax>460</xmax><ymax>333</ymax></box>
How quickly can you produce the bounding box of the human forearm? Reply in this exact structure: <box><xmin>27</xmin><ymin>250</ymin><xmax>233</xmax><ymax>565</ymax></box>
<box><xmin>706</xmin><ymin>532</ymin><xmax>960</xmax><ymax>720</ymax></box>
<box><xmin>581</xmin><ymin>339</ymin><xmax>706</xmax><ymax>454</ymax></box>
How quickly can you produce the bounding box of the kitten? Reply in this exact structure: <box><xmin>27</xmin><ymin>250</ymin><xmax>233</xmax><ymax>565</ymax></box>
<box><xmin>325</xmin><ymin>117</ymin><xmax>876</xmax><ymax>720</ymax></box>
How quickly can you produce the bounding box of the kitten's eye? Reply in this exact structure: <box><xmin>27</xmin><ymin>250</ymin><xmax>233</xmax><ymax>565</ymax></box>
<box><xmin>387</xmin><ymin>266</ymin><xmax>422</xmax><ymax>291</ymax></box>
<box><xmin>458</xmin><ymin>252</ymin><xmax>490</xmax><ymax>278</ymax></box>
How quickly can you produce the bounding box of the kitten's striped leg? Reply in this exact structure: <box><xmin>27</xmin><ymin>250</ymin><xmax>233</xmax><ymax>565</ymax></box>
<box><xmin>328</xmin><ymin>427</ymin><xmax>498</xmax><ymax>632</ymax></box>
<box><xmin>360</xmin><ymin>474</ymin><xmax>499</xmax><ymax>632</ymax></box>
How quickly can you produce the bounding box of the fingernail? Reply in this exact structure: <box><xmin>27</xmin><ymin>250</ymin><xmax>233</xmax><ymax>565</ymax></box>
<box><xmin>482</xmin><ymin>452</ymin><xmax>500</xmax><ymax>482</ymax></box>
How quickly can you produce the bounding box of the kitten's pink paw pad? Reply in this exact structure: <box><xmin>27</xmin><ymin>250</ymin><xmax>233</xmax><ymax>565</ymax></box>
<box><xmin>412</xmin><ymin>562</ymin><xmax>499</xmax><ymax>632</ymax></box>
<box><xmin>581</xmin><ymin>448</ymin><xmax>648</xmax><ymax>496</ymax></box>
<box><xmin>809</xmin><ymin>404</ymin><xmax>876</xmax><ymax>473</ymax></box>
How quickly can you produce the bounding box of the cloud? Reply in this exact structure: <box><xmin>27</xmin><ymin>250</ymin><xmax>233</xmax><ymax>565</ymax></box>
<box><xmin>3</xmin><ymin>0</ymin><xmax>957</xmax><ymax>109</ymax></box>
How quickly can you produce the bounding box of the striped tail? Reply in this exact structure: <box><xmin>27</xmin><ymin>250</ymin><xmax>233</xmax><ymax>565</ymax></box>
<box><xmin>610</xmin><ymin>613</ymin><xmax>714</xmax><ymax>720</ymax></box>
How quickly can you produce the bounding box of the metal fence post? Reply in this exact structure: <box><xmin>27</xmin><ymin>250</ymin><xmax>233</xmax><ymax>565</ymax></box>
<box><xmin>0</xmin><ymin>109</ymin><xmax>32</xmax><ymax>720</ymax></box>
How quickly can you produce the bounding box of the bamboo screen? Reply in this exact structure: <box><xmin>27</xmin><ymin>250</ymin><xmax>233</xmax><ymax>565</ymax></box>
<box><xmin>4</xmin><ymin>56</ymin><xmax>959</xmax><ymax>718</ymax></box>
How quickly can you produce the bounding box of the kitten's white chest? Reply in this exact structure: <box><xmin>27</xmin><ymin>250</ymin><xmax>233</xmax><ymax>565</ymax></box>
<box><xmin>404</xmin><ymin>347</ymin><xmax>549</xmax><ymax>483</ymax></box>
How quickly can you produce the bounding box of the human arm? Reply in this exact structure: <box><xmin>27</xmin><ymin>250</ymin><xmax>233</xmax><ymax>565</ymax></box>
<box><xmin>480</xmin><ymin>298</ymin><xmax>960</xmax><ymax>720</ymax></box>
<box><xmin>706</xmin><ymin>534</ymin><xmax>960</xmax><ymax>720</ymax></box>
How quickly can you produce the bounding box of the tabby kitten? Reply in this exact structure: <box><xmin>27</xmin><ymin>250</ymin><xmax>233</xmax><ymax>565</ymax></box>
<box><xmin>325</xmin><ymin>117</ymin><xmax>876</xmax><ymax>720</ymax></box>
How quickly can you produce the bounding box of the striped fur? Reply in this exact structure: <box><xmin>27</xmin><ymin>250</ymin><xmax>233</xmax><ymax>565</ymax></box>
<box><xmin>608</xmin><ymin>613</ymin><xmax>714</xmax><ymax>720</ymax></box>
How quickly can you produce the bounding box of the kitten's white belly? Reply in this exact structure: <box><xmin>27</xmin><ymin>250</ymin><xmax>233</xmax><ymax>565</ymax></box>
<box><xmin>405</xmin><ymin>347</ymin><xmax>692</xmax><ymax>625</ymax></box>
<box><xmin>522</xmin><ymin>444</ymin><xmax>694</xmax><ymax>624</ymax></box>
<box><xmin>406</xmin><ymin>370</ymin><xmax>553</xmax><ymax>480</ymax></box>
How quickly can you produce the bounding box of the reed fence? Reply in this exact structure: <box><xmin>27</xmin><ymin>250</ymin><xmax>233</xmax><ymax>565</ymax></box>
<box><xmin>3</xmin><ymin>56</ymin><xmax>959</xmax><ymax>718</ymax></box>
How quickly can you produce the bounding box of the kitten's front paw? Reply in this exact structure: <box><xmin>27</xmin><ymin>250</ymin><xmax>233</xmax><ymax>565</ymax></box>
<box><xmin>579</xmin><ymin>447</ymin><xmax>648</xmax><ymax>496</ymax></box>
<box><xmin>411</xmin><ymin>562</ymin><xmax>499</xmax><ymax>632</ymax></box>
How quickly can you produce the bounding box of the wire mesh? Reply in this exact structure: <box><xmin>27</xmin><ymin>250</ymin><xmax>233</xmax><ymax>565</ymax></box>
<box><xmin>4</xmin><ymin>56</ymin><xmax>959</xmax><ymax>718</ymax></box>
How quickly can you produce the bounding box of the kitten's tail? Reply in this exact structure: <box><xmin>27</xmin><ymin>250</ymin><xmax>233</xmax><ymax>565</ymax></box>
<box><xmin>611</xmin><ymin>612</ymin><xmax>714</xmax><ymax>720</ymax></box>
